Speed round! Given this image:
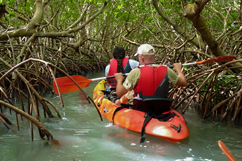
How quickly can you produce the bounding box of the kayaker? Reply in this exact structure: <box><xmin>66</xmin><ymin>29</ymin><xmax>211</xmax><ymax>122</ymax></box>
<box><xmin>105</xmin><ymin>46</ymin><xmax>139</xmax><ymax>103</ymax></box>
<box><xmin>114</xmin><ymin>44</ymin><xmax>187</xmax><ymax>112</ymax></box>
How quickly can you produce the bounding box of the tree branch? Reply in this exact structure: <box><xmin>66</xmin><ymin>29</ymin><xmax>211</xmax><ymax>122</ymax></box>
<box><xmin>152</xmin><ymin>0</ymin><xmax>206</xmax><ymax>51</ymax></box>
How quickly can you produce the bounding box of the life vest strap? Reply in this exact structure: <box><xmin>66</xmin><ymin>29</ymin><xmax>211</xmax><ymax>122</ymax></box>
<box><xmin>140</xmin><ymin>112</ymin><xmax>179</xmax><ymax>143</ymax></box>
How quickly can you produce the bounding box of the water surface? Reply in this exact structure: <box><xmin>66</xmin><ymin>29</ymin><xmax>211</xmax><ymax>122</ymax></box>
<box><xmin>0</xmin><ymin>71</ymin><xmax>241</xmax><ymax>161</ymax></box>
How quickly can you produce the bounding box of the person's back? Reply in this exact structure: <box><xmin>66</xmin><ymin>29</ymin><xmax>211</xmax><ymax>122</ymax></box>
<box><xmin>115</xmin><ymin>44</ymin><xmax>187</xmax><ymax>111</ymax></box>
<box><xmin>132</xmin><ymin>64</ymin><xmax>173</xmax><ymax>113</ymax></box>
<box><xmin>105</xmin><ymin>46</ymin><xmax>139</xmax><ymax>103</ymax></box>
<box><xmin>105</xmin><ymin>46</ymin><xmax>139</xmax><ymax>88</ymax></box>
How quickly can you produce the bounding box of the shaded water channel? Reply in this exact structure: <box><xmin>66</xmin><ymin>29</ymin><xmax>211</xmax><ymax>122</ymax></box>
<box><xmin>0</xmin><ymin>71</ymin><xmax>241</xmax><ymax>161</ymax></box>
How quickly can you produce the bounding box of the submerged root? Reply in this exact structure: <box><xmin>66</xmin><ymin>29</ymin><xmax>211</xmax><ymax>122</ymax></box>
<box><xmin>171</xmin><ymin>59</ymin><xmax>242</xmax><ymax>123</ymax></box>
<box><xmin>0</xmin><ymin>58</ymin><xmax>102</xmax><ymax>143</ymax></box>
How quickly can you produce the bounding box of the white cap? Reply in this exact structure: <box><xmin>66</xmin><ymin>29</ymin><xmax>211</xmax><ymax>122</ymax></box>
<box><xmin>134</xmin><ymin>44</ymin><xmax>155</xmax><ymax>56</ymax></box>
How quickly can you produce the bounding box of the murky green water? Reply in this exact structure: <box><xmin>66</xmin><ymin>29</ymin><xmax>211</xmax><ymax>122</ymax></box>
<box><xmin>0</xmin><ymin>71</ymin><xmax>241</xmax><ymax>161</ymax></box>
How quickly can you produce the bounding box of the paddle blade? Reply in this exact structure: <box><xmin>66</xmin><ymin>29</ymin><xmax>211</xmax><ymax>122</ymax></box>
<box><xmin>215</xmin><ymin>56</ymin><xmax>236</xmax><ymax>62</ymax></box>
<box><xmin>197</xmin><ymin>56</ymin><xmax>236</xmax><ymax>65</ymax></box>
<box><xmin>53</xmin><ymin>75</ymin><xmax>92</xmax><ymax>94</ymax></box>
<box><xmin>218</xmin><ymin>140</ymin><xmax>236</xmax><ymax>161</ymax></box>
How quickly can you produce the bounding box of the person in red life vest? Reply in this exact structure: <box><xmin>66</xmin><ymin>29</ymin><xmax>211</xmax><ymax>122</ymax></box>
<box><xmin>105</xmin><ymin>46</ymin><xmax>139</xmax><ymax>103</ymax></box>
<box><xmin>114</xmin><ymin>44</ymin><xmax>187</xmax><ymax>113</ymax></box>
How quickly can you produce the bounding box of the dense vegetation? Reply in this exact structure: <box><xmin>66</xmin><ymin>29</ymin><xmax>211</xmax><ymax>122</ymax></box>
<box><xmin>0</xmin><ymin>0</ymin><xmax>241</xmax><ymax>142</ymax></box>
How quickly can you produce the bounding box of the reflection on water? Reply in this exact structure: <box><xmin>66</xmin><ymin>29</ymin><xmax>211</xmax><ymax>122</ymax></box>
<box><xmin>0</xmin><ymin>71</ymin><xmax>241</xmax><ymax>161</ymax></box>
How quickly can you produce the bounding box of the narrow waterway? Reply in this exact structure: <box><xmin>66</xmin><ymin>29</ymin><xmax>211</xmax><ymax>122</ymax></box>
<box><xmin>0</xmin><ymin>71</ymin><xmax>241</xmax><ymax>161</ymax></box>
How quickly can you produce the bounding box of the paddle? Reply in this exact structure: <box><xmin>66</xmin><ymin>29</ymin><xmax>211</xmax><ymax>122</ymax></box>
<box><xmin>53</xmin><ymin>55</ymin><xmax>235</xmax><ymax>94</ymax></box>
<box><xmin>169</xmin><ymin>55</ymin><xmax>235</xmax><ymax>68</ymax></box>
<box><xmin>218</xmin><ymin>140</ymin><xmax>236</xmax><ymax>161</ymax></box>
<box><xmin>53</xmin><ymin>75</ymin><xmax>109</xmax><ymax>94</ymax></box>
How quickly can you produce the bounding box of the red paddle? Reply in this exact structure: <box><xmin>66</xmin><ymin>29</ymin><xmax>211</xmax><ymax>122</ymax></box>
<box><xmin>53</xmin><ymin>75</ymin><xmax>108</xmax><ymax>94</ymax></box>
<box><xmin>169</xmin><ymin>55</ymin><xmax>235</xmax><ymax>68</ymax></box>
<box><xmin>218</xmin><ymin>140</ymin><xmax>236</xmax><ymax>161</ymax></box>
<box><xmin>53</xmin><ymin>55</ymin><xmax>235</xmax><ymax>94</ymax></box>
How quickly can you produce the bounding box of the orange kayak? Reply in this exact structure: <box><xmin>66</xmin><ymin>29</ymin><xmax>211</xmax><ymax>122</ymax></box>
<box><xmin>93</xmin><ymin>80</ymin><xmax>189</xmax><ymax>142</ymax></box>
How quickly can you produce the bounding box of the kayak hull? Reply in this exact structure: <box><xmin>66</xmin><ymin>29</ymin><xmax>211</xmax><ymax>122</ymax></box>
<box><xmin>93</xmin><ymin>80</ymin><xmax>189</xmax><ymax>142</ymax></box>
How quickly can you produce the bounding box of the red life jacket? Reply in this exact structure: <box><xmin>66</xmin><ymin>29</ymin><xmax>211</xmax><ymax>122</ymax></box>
<box><xmin>107</xmin><ymin>57</ymin><xmax>131</xmax><ymax>87</ymax></box>
<box><xmin>134</xmin><ymin>65</ymin><xmax>169</xmax><ymax>99</ymax></box>
<box><xmin>133</xmin><ymin>65</ymin><xmax>173</xmax><ymax>141</ymax></box>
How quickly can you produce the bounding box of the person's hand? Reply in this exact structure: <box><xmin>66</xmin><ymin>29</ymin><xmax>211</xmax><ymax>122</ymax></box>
<box><xmin>114</xmin><ymin>73</ymin><xmax>124</xmax><ymax>83</ymax></box>
<box><xmin>173</xmin><ymin>63</ymin><xmax>187</xmax><ymax>87</ymax></box>
<box><xmin>172</xmin><ymin>63</ymin><xmax>182</xmax><ymax>73</ymax></box>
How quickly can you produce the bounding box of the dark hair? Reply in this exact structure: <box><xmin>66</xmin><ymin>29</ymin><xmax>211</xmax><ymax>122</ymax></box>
<box><xmin>112</xmin><ymin>46</ymin><xmax>125</xmax><ymax>73</ymax></box>
<box><xmin>112</xmin><ymin>46</ymin><xmax>125</xmax><ymax>59</ymax></box>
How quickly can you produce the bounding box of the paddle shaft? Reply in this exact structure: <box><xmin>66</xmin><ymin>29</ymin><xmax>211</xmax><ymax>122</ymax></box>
<box><xmin>169</xmin><ymin>62</ymin><xmax>196</xmax><ymax>68</ymax></box>
<box><xmin>93</xmin><ymin>62</ymin><xmax>195</xmax><ymax>80</ymax></box>
<box><xmin>91</xmin><ymin>73</ymin><xmax>129</xmax><ymax>82</ymax></box>
<box><xmin>80</xmin><ymin>55</ymin><xmax>236</xmax><ymax>87</ymax></box>
<box><xmin>91</xmin><ymin>76</ymin><xmax>107</xmax><ymax>82</ymax></box>
<box><xmin>56</xmin><ymin>59</ymin><xmax>198</xmax><ymax>88</ymax></box>
<box><xmin>169</xmin><ymin>55</ymin><xmax>235</xmax><ymax>68</ymax></box>
<box><xmin>53</xmin><ymin>55</ymin><xmax>235</xmax><ymax>94</ymax></box>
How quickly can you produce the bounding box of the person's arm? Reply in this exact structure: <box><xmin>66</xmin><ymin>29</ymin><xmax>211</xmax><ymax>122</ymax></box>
<box><xmin>172</xmin><ymin>63</ymin><xmax>187</xmax><ymax>87</ymax></box>
<box><xmin>115</xmin><ymin>73</ymin><xmax>129</xmax><ymax>97</ymax></box>
<box><xmin>105</xmin><ymin>64</ymin><xmax>110</xmax><ymax>76</ymax></box>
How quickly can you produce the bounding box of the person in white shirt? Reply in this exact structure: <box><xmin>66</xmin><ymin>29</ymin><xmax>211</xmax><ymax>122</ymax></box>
<box><xmin>105</xmin><ymin>46</ymin><xmax>139</xmax><ymax>103</ymax></box>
